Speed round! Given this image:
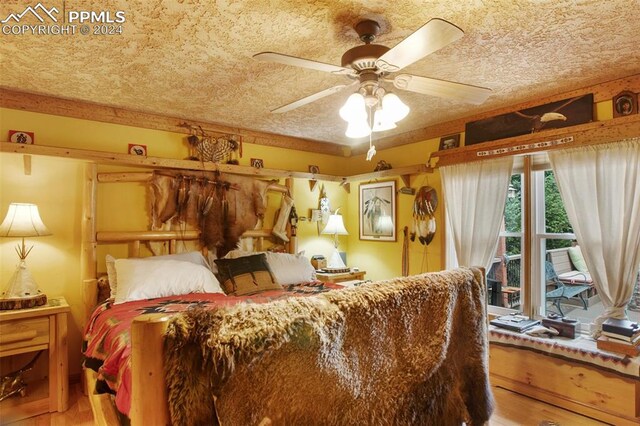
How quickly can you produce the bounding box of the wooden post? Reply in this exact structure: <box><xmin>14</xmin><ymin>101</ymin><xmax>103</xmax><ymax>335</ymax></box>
<box><xmin>81</xmin><ymin>163</ymin><xmax>97</xmax><ymax>322</ymax></box>
<box><xmin>285</xmin><ymin>178</ymin><xmax>297</xmax><ymax>254</ymax></box>
<box><xmin>80</xmin><ymin>163</ymin><xmax>97</xmax><ymax>397</ymax></box>
<box><xmin>130</xmin><ymin>314</ymin><xmax>170</xmax><ymax>426</ymax></box>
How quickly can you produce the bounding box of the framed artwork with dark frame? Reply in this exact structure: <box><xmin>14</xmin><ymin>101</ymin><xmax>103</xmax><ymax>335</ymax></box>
<box><xmin>613</xmin><ymin>91</ymin><xmax>637</xmax><ymax>117</ymax></box>
<box><xmin>359</xmin><ymin>180</ymin><xmax>396</xmax><ymax>241</ymax></box>
<box><xmin>439</xmin><ymin>134</ymin><xmax>460</xmax><ymax>151</ymax></box>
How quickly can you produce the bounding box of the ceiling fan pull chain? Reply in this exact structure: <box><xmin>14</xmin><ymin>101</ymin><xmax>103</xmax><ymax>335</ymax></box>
<box><xmin>366</xmin><ymin>105</ymin><xmax>377</xmax><ymax>161</ymax></box>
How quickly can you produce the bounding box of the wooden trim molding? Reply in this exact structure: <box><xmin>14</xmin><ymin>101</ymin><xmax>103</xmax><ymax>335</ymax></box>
<box><xmin>0</xmin><ymin>88</ymin><xmax>346</xmax><ymax>157</ymax></box>
<box><xmin>352</xmin><ymin>73</ymin><xmax>640</xmax><ymax>155</ymax></box>
<box><xmin>3</xmin><ymin>74</ymin><xmax>638</xmax><ymax>159</ymax></box>
<box><xmin>430</xmin><ymin>113</ymin><xmax>640</xmax><ymax>168</ymax></box>
<box><xmin>0</xmin><ymin>142</ymin><xmax>345</xmax><ymax>182</ymax></box>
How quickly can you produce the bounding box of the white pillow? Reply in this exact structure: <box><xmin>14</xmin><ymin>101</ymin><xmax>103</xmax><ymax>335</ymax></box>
<box><xmin>265</xmin><ymin>252</ymin><xmax>316</xmax><ymax>285</ymax></box>
<box><xmin>106</xmin><ymin>251</ymin><xmax>211</xmax><ymax>298</ymax></box>
<box><xmin>113</xmin><ymin>258</ymin><xmax>224</xmax><ymax>304</ymax></box>
<box><xmin>223</xmin><ymin>249</ymin><xmax>256</xmax><ymax>259</ymax></box>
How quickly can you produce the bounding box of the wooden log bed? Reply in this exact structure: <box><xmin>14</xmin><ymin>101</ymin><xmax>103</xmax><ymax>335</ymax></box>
<box><xmin>81</xmin><ymin>167</ymin><xmax>493</xmax><ymax>425</ymax></box>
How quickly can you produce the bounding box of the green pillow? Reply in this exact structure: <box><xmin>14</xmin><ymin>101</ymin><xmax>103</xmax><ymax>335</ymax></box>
<box><xmin>568</xmin><ymin>246</ymin><xmax>588</xmax><ymax>272</ymax></box>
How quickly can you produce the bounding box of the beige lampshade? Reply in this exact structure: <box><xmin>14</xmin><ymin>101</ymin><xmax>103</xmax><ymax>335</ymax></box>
<box><xmin>0</xmin><ymin>203</ymin><xmax>51</xmax><ymax>237</ymax></box>
<box><xmin>321</xmin><ymin>212</ymin><xmax>348</xmax><ymax>236</ymax></box>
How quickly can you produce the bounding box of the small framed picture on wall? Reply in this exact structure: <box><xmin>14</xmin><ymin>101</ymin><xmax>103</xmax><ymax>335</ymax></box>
<box><xmin>439</xmin><ymin>134</ymin><xmax>460</xmax><ymax>151</ymax></box>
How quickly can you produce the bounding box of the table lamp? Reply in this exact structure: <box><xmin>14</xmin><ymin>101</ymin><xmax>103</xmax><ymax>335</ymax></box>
<box><xmin>321</xmin><ymin>208</ymin><xmax>348</xmax><ymax>269</ymax></box>
<box><xmin>0</xmin><ymin>203</ymin><xmax>51</xmax><ymax>310</ymax></box>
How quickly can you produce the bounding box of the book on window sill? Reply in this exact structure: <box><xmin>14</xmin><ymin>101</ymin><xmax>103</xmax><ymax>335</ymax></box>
<box><xmin>490</xmin><ymin>315</ymin><xmax>540</xmax><ymax>333</ymax></box>
<box><xmin>601</xmin><ymin>318</ymin><xmax>640</xmax><ymax>337</ymax></box>
<box><xmin>596</xmin><ymin>337</ymin><xmax>640</xmax><ymax>357</ymax></box>
<box><xmin>600</xmin><ymin>331</ymin><xmax>640</xmax><ymax>344</ymax></box>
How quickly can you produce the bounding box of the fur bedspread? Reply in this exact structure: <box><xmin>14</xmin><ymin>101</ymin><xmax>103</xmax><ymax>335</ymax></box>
<box><xmin>164</xmin><ymin>267</ymin><xmax>493</xmax><ymax>425</ymax></box>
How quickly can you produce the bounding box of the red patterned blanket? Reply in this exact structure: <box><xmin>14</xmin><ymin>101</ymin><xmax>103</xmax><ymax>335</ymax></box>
<box><xmin>83</xmin><ymin>281</ymin><xmax>341</xmax><ymax>417</ymax></box>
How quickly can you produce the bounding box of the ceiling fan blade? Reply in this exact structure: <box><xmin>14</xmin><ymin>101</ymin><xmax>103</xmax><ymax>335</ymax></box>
<box><xmin>271</xmin><ymin>84</ymin><xmax>354</xmax><ymax>113</ymax></box>
<box><xmin>393</xmin><ymin>74</ymin><xmax>491</xmax><ymax>104</ymax></box>
<box><xmin>254</xmin><ymin>52</ymin><xmax>354</xmax><ymax>76</ymax></box>
<box><xmin>376</xmin><ymin>18</ymin><xmax>464</xmax><ymax>73</ymax></box>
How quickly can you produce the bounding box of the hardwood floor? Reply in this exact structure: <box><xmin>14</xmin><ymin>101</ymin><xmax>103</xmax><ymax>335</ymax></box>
<box><xmin>4</xmin><ymin>382</ymin><xmax>608</xmax><ymax>425</ymax></box>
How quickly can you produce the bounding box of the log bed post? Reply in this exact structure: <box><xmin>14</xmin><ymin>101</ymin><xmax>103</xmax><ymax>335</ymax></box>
<box><xmin>130</xmin><ymin>313</ymin><xmax>171</xmax><ymax>426</ymax></box>
<box><xmin>81</xmin><ymin>163</ymin><xmax>98</xmax><ymax>325</ymax></box>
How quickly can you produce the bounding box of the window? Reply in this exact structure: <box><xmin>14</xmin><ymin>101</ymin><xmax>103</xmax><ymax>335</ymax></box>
<box><xmin>470</xmin><ymin>155</ymin><xmax>640</xmax><ymax>327</ymax></box>
<box><xmin>487</xmin><ymin>174</ymin><xmax>522</xmax><ymax>312</ymax></box>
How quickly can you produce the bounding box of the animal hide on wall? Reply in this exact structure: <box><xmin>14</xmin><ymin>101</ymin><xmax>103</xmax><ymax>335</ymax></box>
<box><xmin>149</xmin><ymin>171</ymin><xmax>286</xmax><ymax>257</ymax></box>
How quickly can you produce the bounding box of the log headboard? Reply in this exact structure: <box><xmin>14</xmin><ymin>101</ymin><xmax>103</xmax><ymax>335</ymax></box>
<box><xmin>81</xmin><ymin>165</ymin><xmax>297</xmax><ymax>324</ymax></box>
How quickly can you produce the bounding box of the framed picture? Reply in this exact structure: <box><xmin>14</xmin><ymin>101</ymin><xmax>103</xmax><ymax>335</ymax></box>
<box><xmin>439</xmin><ymin>134</ymin><xmax>460</xmax><ymax>151</ymax></box>
<box><xmin>250</xmin><ymin>158</ymin><xmax>264</xmax><ymax>169</ymax></box>
<box><xmin>359</xmin><ymin>180</ymin><xmax>396</xmax><ymax>241</ymax></box>
<box><xmin>613</xmin><ymin>91</ymin><xmax>637</xmax><ymax>117</ymax></box>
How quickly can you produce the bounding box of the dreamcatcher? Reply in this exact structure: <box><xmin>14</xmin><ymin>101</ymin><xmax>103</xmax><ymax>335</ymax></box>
<box><xmin>411</xmin><ymin>186</ymin><xmax>437</xmax><ymax>245</ymax></box>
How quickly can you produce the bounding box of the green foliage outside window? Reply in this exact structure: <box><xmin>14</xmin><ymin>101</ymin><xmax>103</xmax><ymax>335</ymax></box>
<box><xmin>503</xmin><ymin>171</ymin><xmax>573</xmax><ymax>255</ymax></box>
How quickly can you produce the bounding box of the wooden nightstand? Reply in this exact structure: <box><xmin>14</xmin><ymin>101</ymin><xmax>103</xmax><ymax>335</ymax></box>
<box><xmin>0</xmin><ymin>296</ymin><xmax>70</xmax><ymax>423</ymax></box>
<box><xmin>316</xmin><ymin>270</ymin><xmax>366</xmax><ymax>284</ymax></box>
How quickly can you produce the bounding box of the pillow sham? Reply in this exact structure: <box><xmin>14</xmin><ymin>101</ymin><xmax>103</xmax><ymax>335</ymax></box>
<box><xmin>113</xmin><ymin>258</ymin><xmax>224</xmax><ymax>304</ymax></box>
<box><xmin>106</xmin><ymin>251</ymin><xmax>211</xmax><ymax>298</ymax></box>
<box><xmin>568</xmin><ymin>246</ymin><xmax>588</xmax><ymax>272</ymax></box>
<box><xmin>265</xmin><ymin>252</ymin><xmax>316</xmax><ymax>285</ymax></box>
<box><xmin>223</xmin><ymin>250</ymin><xmax>316</xmax><ymax>285</ymax></box>
<box><xmin>214</xmin><ymin>254</ymin><xmax>282</xmax><ymax>296</ymax></box>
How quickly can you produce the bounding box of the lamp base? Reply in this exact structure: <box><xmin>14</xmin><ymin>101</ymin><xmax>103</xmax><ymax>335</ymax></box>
<box><xmin>0</xmin><ymin>294</ymin><xmax>47</xmax><ymax>311</ymax></box>
<box><xmin>327</xmin><ymin>249</ymin><xmax>347</xmax><ymax>269</ymax></box>
<box><xmin>0</xmin><ymin>261</ymin><xmax>47</xmax><ymax>310</ymax></box>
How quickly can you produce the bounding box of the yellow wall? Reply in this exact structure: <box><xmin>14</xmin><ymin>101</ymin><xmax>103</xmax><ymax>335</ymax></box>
<box><xmin>0</xmin><ymin>107</ymin><xmax>366</xmax><ymax>377</ymax></box>
<box><xmin>347</xmin><ymin>138</ymin><xmax>445</xmax><ymax>281</ymax></box>
<box><xmin>1</xmin><ymin>94</ymin><xmax>616</xmax><ymax>376</ymax></box>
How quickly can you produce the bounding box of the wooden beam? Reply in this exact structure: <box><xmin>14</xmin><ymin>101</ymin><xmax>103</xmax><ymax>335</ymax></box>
<box><xmin>0</xmin><ymin>142</ymin><xmax>345</xmax><ymax>182</ymax></box>
<box><xmin>0</xmin><ymin>88</ymin><xmax>346</xmax><ymax>157</ymax></box>
<box><xmin>344</xmin><ymin>164</ymin><xmax>433</xmax><ymax>183</ymax></box>
<box><xmin>351</xmin><ymin>73</ymin><xmax>640</xmax><ymax>155</ymax></box>
<box><xmin>97</xmin><ymin>172</ymin><xmax>152</xmax><ymax>183</ymax></box>
<box><xmin>431</xmin><ymin>114</ymin><xmax>640</xmax><ymax>167</ymax></box>
<box><xmin>400</xmin><ymin>175</ymin><xmax>411</xmax><ymax>188</ymax></box>
<box><xmin>97</xmin><ymin>230</ymin><xmax>200</xmax><ymax>243</ymax></box>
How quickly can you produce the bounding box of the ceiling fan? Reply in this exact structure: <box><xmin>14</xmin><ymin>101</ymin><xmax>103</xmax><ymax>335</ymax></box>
<box><xmin>254</xmin><ymin>18</ymin><xmax>491</xmax><ymax>140</ymax></box>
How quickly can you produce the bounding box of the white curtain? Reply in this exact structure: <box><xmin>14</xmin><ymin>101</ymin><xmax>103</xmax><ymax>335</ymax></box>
<box><xmin>548</xmin><ymin>139</ymin><xmax>640</xmax><ymax>329</ymax></box>
<box><xmin>441</xmin><ymin>156</ymin><xmax>514</xmax><ymax>271</ymax></box>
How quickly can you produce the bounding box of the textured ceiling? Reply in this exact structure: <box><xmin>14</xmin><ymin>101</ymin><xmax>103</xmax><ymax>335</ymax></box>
<box><xmin>1</xmin><ymin>0</ymin><xmax>639</xmax><ymax>148</ymax></box>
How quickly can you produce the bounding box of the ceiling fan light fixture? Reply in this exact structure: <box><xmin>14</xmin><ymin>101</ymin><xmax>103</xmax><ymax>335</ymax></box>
<box><xmin>345</xmin><ymin>119</ymin><xmax>371</xmax><ymax>138</ymax></box>
<box><xmin>372</xmin><ymin>106</ymin><xmax>396</xmax><ymax>132</ymax></box>
<box><xmin>382</xmin><ymin>92</ymin><xmax>410</xmax><ymax>123</ymax></box>
<box><xmin>339</xmin><ymin>93</ymin><xmax>367</xmax><ymax>122</ymax></box>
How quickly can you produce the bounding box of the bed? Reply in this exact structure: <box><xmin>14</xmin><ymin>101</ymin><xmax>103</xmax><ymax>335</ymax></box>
<box><xmin>81</xmin><ymin>169</ymin><xmax>493</xmax><ymax>425</ymax></box>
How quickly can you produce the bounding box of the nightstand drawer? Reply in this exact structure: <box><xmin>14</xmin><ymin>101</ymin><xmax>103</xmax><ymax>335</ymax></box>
<box><xmin>0</xmin><ymin>317</ymin><xmax>49</xmax><ymax>353</ymax></box>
